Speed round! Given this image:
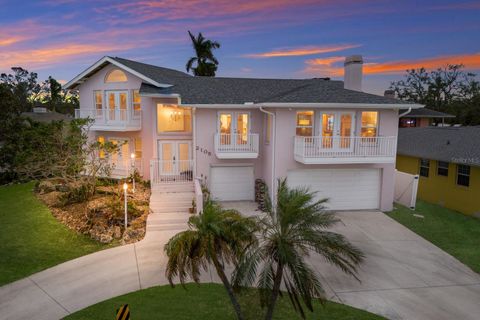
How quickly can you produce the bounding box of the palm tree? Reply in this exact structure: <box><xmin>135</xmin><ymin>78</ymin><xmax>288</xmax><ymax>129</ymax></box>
<box><xmin>234</xmin><ymin>179</ymin><xmax>364</xmax><ymax>320</ymax></box>
<box><xmin>186</xmin><ymin>31</ymin><xmax>221</xmax><ymax>76</ymax></box>
<box><xmin>164</xmin><ymin>200</ymin><xmax>257</xmax><ymax>320</ymax></box>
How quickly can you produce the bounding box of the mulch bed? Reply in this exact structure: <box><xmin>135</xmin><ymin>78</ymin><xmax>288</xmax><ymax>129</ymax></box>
<box><xmin>35</xmin><ymin>179</ymin><xmax>151</xmax><ymax>244</ymax></box>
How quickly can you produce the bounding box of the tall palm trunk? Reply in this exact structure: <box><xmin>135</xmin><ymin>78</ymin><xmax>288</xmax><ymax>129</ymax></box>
<box><xmin>265</xmin><ymin>262</ymin><xmax>284</xmax><ymax>320</ymax></box>
<box><xmin>211</xmin><ymin>255</ymin><xmax>244</xmax><ymax>320</ymax></box>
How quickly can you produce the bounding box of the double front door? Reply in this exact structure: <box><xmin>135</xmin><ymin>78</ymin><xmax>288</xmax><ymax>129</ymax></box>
<box><xmin>158</xmin><ymin>140</ymin><xmax>192</xmax><ymax>176</ymax></box>
<box><xmin>218</xmin><ymin>112</ymin><xmax>250</xmax><ymax>146</ymax></box>
<box><xmin>318</xmin><ymin>111</ymin><xmax>354</xmax><ymax>151</ymax></box>
<box><xmin>106</xmin><ymin>91</ymin><xmax>128</xmax><ymax>122</ymax></box>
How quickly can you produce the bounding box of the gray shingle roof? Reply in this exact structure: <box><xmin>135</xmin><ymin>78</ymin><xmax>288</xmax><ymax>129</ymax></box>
<box><xmin>397</xmin><ymin>127</ymin><xmax>480</xmax><ymax>167</ymax></box>
<box><xmin>110</xmin><ymin>57</ymin><xmax>191</xmax><ymax>84</ymax></box>
<box><xmin>399</xmin><ymin>108</ymin><xmax>455</xmax><ymax>118</ymax></box>
<box><xmin>140</xmin><ymin>77</ymin><xmax>408</xmax><ymax>105</ymax></box>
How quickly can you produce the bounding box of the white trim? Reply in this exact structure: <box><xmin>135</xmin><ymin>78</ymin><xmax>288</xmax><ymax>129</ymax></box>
<box><xmin>188</xmin><ymin>102</ymin><xmax>424</xmax><ymax>110</ymax></box>
<box><xmin>140</xmin><ymin>93</ymin><xmax>180</xmax><ymax>98</ymax></box>
<box><xmin>63</xmin><ymin>56</ymin><xmax>172</xmax><ymax>90</ymax></box>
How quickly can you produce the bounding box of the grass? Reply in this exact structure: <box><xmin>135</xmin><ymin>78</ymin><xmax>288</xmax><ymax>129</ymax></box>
<box><xmin>387</xmin><ymin>200</ymin><xmax>480</xmax><ymax>273</ymax></box>
<box><xmin>65</xmin><ymin>283</ymin><xmax>385</xmax><ymax>320</ymax></box>
<box><xmin>0</xmin><ymin>182</ymin><xmax>109</xmax><ymax>286</ymax></box>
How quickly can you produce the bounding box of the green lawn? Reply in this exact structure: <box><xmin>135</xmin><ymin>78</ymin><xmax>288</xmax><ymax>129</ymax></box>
<box><xmin>0</xmin><ymin>182</ymin><xmax>108</xmax><ymax>286</ymax></box>
<box><xmin>387</xmin><ymin>200</ymin><xmax>480</xmax><ymax>273</ymax></box>
<box><xmin>65</xmin><ymin>283</ymin><xmax>385</xmax><ymax>320</ymax></box>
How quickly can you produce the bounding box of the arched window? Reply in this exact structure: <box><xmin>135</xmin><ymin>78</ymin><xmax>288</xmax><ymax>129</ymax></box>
<box><xmin>105</xmin><ymin>69</ymin><xmax>127</xmax><ymax>83</ymax></box>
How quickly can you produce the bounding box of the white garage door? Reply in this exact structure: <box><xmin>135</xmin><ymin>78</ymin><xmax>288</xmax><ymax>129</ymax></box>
<box><xmin>210</xmin><ymin>166</ymin><xmax>255</xmax><ymax>201</ymax></box>
<box><xmin>287</xmin><ymin>168</ymin><xmax>381</xmax><ymax>210</ymax></box>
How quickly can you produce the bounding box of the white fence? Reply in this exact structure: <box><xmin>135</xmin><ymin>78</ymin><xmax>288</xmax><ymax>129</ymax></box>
<box><xmin>294</xmin><ymin>136</ymin><xmax>397</xmax><ymax>159</ymax></box>
<box><xmin>150</xmin><ymin>159</ymin><xmax>194</xmax><ymax>184</ymax></box>
<box><xmin>214</xmin><ymin>133</ymin><xmax>259</xmax><ymax>154</ymax></box>
<box><xmin>394</xmin><ymin>170</ymin><xmax>419</xmax><ymax>209</ymax></box>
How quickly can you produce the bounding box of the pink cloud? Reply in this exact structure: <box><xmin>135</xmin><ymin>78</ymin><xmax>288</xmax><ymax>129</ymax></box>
<box><xmin>245</xmin><ymin>44</ymin><xmax>360</xmax><ymax>58</ymax></box>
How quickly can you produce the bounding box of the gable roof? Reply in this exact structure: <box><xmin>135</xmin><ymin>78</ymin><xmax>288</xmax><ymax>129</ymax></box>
<box><xmin>65</xmin><ymin>56</ymin><xmax>423</xmax><ymax>108</ymax></box>
<box><xmin>63</xmin><ymin>56</ymin><xmax>190</xmax><ymax>90</ymax></box>
<box><xmin>399</xmin><ymin>108</ymin><xmax>455</xmax><ymax>118</ymax></box>
<box><xmin>397</xmin><ymin>127</ymin><xmax>480</xmax><ymax>167</ymax></box>
<box><xmin>140</xmin><ymin>77</ymin><xmax>419</xmax><ymax>106</ymax></box>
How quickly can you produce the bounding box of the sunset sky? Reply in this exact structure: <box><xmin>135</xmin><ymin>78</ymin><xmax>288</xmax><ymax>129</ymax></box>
<box><xmin>1</xmin><ymin>0</ymin><xmax>479</xmax><ymax>94</ymax></box>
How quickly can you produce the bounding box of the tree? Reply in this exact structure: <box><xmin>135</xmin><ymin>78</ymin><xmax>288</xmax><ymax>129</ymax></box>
<box><xmin>390</xmin><ymin>64</ymin><xmax>480</xmax><ymax>125</ymax></box>
<box><xmin>185</xmin><ymin>31</ymin><xmax>221</xmax><ymax>77</ymax></box>
<box><xmin>164</xmin><ymin>201</ymin><xmax>257</xmax><ymax>320</ymax></box>
<box><xmin>234</xmin><ymin>179</ymin><xmax>364</xmax><ymax>320</ymax></box>
<box><xmin>0</xmin><ymin>67</ymin><xmax>41</xmax><ymax>112</ymax></box>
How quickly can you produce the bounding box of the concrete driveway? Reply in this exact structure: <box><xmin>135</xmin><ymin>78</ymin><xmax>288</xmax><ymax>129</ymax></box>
<box><xmin>224</xmin><ymin>201</ymin><xmax>480</xmax><ymax>320</ymax></box>
<box><xmin>1</xmin><ymin>202</ymin><xmax>479</xmax><ymax>320</ymax></box>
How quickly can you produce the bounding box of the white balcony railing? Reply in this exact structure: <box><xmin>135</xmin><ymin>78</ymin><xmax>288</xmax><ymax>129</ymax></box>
<box><xmin>105</xmin><ymin>158</ymin><xmax>143</xmax><ymax>178</ymax></box>
<box><xmin>74</xmin><ymin>108</ymin><xmax>141</xmax><ymax>131</ymax></box>
<box><xmin>150</xmin><ymin>159</ymin><xmax>194</xmax><ymax>184</ymax></box>
<box><xmin>214</xmin><ymin>133</ymin><xmax>259</xmax><ymax>159</ymax></box>
<box><xmin>294</xmin><ymin>136</ymin><xmax>397</xmax><ymax>164</ymax></box>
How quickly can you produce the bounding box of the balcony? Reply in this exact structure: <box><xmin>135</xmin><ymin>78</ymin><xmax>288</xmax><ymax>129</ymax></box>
<box><xmin>214</xmin><ymin>133</ymin><xmax>259</xmax><ymax>159</ymax></box>
<box><xmin>74</xmin><ymin>108</ymin><xmax>141</xmax><ymax>131</ymax></box>
<box><xmin>294</xmin><ymin>136</ymin><xmax>397</xmax><ymax>164</ymax></box>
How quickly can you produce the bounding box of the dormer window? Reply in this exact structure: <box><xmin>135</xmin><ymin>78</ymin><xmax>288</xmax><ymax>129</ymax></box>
<box><xmin>105</xmin><ymin>69</ymin><xmax>127</xmax><ymax>83</ymax></box>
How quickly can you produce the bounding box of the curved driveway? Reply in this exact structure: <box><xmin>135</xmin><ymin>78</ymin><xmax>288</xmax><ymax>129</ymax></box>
<box><xmin>1</xmin><ymin>206</ymin><xmax>480</xmax><ymax>320</ymax></box>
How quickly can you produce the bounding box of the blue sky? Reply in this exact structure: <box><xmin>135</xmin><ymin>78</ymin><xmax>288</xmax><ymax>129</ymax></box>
<box><xmin>0</xmin><ymin>0</ymin><xmax>479</xmax><ymax>94</ymax></box>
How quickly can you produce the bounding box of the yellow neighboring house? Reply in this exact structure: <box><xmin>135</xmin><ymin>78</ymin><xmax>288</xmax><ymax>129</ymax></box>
<box><xmin>396</xmin><ymin>127</ymin><xmax>480</xmax><ymax>217</ymax></box>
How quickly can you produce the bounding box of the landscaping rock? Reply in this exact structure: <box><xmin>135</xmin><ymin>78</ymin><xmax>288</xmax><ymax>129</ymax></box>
<box><xmin>113</xmin><ymin>226</ymin><xmax>122</xmax><ymax>239</ymax></box>
<box><xmin>99</xmin><ymin>234</ymin><xmax>113</xmax><ymax>244</ymax></box>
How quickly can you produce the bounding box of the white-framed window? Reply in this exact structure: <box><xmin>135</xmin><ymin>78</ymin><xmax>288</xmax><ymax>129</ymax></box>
<box><xmin>157</xmin><ymin>104</ymin><xmax>192</xmax><ymax>133</ymax></box>
<box><xmin>437</xmin><ymin>161</ymin><xmax>449</xmax><ymax>177</ymax></box>
<box><xmin>361</xmin><ymin>111</ymin><xmax>378</xmax><ymax>137</ymax></box>
<box><xmin>265</xmin><ymin>113</ymin><xmax>272</xmax><ymax>144</ymax></box>
<box><xmin>97</xmin><ymin>136</ymin><xmax>105</xmax><ymax>159</ymax></box>
<box><xmin>94</xmin><ymin>91</ymin><xmax>102</xmax><ymax>110</ymax></box>
<box><xmin>296</xmin><ymin>111</ymin><xmax>314</xmax><ymax>136</ymax></box>
<box><xmin>132</xmin><ymin>90</ymin><xmax>141</xmax><ymax>111</ymax></box>
<box><xmin>134</xmin><ymin>138</ymin><xmax>142</xmax><ymax>159</ymax></box>
<box><xmin>105</xmin><ymin>69</ymin><xmax>127</xmax><ymax>83</ymax></box>
<box><xmin>419</xmin><ymin>159</ymin><xmax>430</xmax><ymax>177</ymax></box>
<box><xmin>456</xmin><ymin>164</ymin><xmax>470</xmax><ymax>187</ymax></box>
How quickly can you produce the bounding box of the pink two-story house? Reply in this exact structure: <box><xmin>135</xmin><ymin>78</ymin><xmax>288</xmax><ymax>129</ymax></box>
<box><xmin>64</xmin><ymin>55</ymin><xmax>422</xmax><ymax>212</ymax></box>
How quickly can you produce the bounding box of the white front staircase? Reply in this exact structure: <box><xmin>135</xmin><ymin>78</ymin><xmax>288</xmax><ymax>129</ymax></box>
<box><xmin>147</xmin><ymin>183</ymin><xmax>195</xmax><ymax>232</ymax></box>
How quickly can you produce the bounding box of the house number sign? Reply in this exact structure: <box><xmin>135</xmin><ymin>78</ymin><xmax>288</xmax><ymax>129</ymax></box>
<box><xmin>196</xmin><ymin>146</ymin><xmax>212</xmax><ymax>156</ymax></box>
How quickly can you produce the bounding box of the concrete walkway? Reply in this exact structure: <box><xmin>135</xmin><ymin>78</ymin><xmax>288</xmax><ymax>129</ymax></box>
<box><xmin>1</xmin><ymin>201</ymin><xmax>480</xmax><ymax>319</ymax></box>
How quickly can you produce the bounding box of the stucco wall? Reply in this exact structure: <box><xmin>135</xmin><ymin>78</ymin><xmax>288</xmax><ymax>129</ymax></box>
<box><xmin>194</xmin><ymin>108</ymin><xmax>264</xmax><ymax>185</ymax></box>
<box><xmin>265</xmin><ymin>108</ymin><xmax>398</xmax><ymax>211</ymax></box>
<box><xmin>396</xmin><ymin>154</ymin><xmax>480</xmax><ymax>216</ymax></box>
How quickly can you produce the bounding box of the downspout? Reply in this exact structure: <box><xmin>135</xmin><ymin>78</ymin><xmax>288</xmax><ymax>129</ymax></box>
<box><xmin>192</xmin><ymin>107</ymin><xmax>197</xmax><ymax>179</ymax></box>
<box><xmin>259</xmin><ymin>105</ymin><xmax>276</xmax><ymax>208</ymax></box>
<box><xmin>399</xmin><ymin>107</ymin><xmax>412</xmax><ymax>117</ymax></box>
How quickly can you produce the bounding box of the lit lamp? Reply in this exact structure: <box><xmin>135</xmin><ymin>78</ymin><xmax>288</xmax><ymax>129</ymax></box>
<box><xmin>123</xmin><ymin>183</ymin><xmax>128</xmax><ymax>230</ymax></box>
<box><xmin>130</xmin><ymin>153</ymin><xmax>136</xmax><ymax>193</ymax></box>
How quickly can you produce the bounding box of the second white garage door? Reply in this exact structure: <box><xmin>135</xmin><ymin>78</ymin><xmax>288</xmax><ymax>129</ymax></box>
<box><xmin>210</xmin><ymin>166</ymin><xmax>255</xmax><ymax>201</ymax></box>
<box><xmin>287</xmin><ymin>168</ymin><xmax>381</xmax><ymax>210</ymax></box>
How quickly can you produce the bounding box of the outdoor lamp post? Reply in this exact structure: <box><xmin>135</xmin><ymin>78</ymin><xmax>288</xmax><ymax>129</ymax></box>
<box><xmin>130</xmin><ymin>153</ymin><xmax>136</xmax><ymax>193</ymax></box>
<box><xmin>123</xmin><ymin>183</ymin><xmax>128</xmax><ymax>230</ymax></box>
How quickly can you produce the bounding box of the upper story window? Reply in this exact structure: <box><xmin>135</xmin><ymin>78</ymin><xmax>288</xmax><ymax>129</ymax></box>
<box><xmin>94</xmin><ymin>91</ymin><xmax>102</xmax><ymax>110</ymax></box>
<box><xmin>157</xmin><ymin>105</ymin><xmax>192</xmax><ymax>133</ymax></box>
<box><xmin>456</xmin><ymin>164</ymin><xmax>470</xmax><ymax>187</ymax></box>
<box><xmin>361</xmin><ymin>111</ymin><xmax>378</xmax><ymax>137</ymax></box>
<box><xmin>437</xmin><ymin>161</ymin><xmax>449</xmax><ymax>177</ymax></box>
<box><xmin>105</xmin><ymin>69</ymin><xmax>127</xmax><ymax>83</ymax></box>
<box><xmin>296</xmin><ymin>111</ymin><xmax>314</xmax><ymax>136</ymax></box>
<box><xmin>265</xmin><ymin>114</ymin><xmax>272</xmax><ymax>144</ymax></box>
<box><xmin>419</xmin><ymin>158</ymin><xmax>430</xmax><ymax>177</ymax></box>
<box><xmin>132</xmin><ymin>90</ymin><xmax>141</xmax><ymax>111</ymax></box>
